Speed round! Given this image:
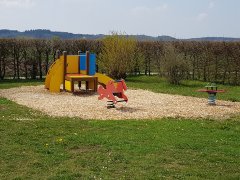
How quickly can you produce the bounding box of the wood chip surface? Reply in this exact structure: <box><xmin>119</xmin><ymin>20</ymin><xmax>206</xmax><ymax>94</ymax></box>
<box><xmin>1</xmin><ymin>85</ymin><xmax>240</xmax><ymax>120</ymax></box>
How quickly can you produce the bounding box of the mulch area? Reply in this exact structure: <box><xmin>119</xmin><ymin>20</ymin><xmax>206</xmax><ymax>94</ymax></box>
<box><xmin>1</xmin><ymin>85</ymin><xmax>240</xmax><ymax>120</ymax></box>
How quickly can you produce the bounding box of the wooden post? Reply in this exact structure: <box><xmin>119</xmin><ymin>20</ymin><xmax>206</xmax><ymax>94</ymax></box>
<box><xmin>71</xmin><ymin>79</ymin><xmax>74</xmax><ymax>93</ymax></box>
<box><xmin>78</xmin><ymin>51</ymin><xmax>81</xmax><ymax>89</ymax></box>
<box><xmin>94</xmin><ymin>77</ymin><xmax>98</xmax><ymax>92</ymax></box>
<box><xmin>86</xmin><ymin>51</ymin><xmax>90</xmax><ymax>75</ymax></box>
<box><xmin>63</xmin><ymin>51</ymin><xmax>67</xmax><ymax>91</ymax></box>
<box><xmin>78</xmin><ymin>51</ymin><xmax>81</xmax><ymax>74</ymax></box>
<box><xmin>86</xmin><ymin>51</ymin><xmax>90</xmax><ymax>90</ymax></box>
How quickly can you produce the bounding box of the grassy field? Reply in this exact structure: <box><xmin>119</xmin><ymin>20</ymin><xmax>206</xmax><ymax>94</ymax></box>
<box><xmin>126</xmin><ymin>75</ymin><xmax>240</xmax><ymax>102</ymax></box>
<box><xmin>0</xmin><ymin>79</ymin><xmax>44</xmax><ymax>89</ymax></box>
<box><xmin>0</xmin><ymin>77</ymin><xmax>240</xmax><ymax>179</ymax></box>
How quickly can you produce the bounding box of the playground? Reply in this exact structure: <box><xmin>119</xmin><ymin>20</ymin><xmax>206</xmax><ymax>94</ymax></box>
<box><xmin>1</xmin><ymin>84</ymin><xmax>240</xmax><ymax>120</ymax></box>
<box><xmin>1</xmin><ymin>51</ymin><xmax>240</xmax><ymax>120</ymax></box>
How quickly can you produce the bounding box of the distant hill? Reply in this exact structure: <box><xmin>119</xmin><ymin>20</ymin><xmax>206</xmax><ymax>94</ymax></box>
<box><xmin>0</xmin><ymin>29</ymin><xmax>239</xmax><ymax>42</ymax></box>
<box><xmin>187</xmin><ymin>37</ymin><xmax>240</xmax><ymax>42</ymax></box>
<box><xmin>126</xmin><ymin>35</ymin><xmax>176</xmax><ymax>41</ymax></box>
<box><xmin>0</xmin><ymin>29</ymin><xmax>104</xmax><ymax>40</ymax></box>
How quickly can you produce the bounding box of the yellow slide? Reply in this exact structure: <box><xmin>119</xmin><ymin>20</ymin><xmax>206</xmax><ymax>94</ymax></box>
<box><xmin>94</xmin><ymin>73</ymin><xmax>115</xmax><ymax>87</ymax></box>
<box><xmin>45</xmin><ymin>57</ymin><xmax>64</xmax><ymax>92</ymax></box>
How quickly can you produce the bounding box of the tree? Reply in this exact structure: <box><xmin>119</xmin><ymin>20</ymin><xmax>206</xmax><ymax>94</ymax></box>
<box><xmin>44</xmin><ymin>40</ymin><xmax>52</xmax><ymax>74</ymax></box>
<box><xmin>98</xmin><ymin>32</ymin><xmax>137</xmax><ymax>79</ymax></box>
<box><xmin>0</xmin><ymin>39</ymin><xmax>9</xmax><ymax>80</ymax></box>
<box><xmin>11</xmin><ymin>39</ymin><xmax>22</xmax><ymax>79</ymax></box>
<box><xmin>34</xmin><ymin>39</ymin><xmax>46</xmax><ymax>79</ymax></box>
<box><xmin>162</xmin><ymin>44</ymin><xmax>189</xmax><ymax>85</ymax></box>
<box><xmin>152</xmin><ymin>41</ymin><xmax>164</xmax><ymax>76</ymax></box>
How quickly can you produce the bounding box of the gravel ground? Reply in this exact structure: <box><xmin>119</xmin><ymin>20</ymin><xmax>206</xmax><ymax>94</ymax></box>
<box><xmin>1</xmin><ymin>85</ymin><xmax>240</xmax><ymax>120</ymax></box>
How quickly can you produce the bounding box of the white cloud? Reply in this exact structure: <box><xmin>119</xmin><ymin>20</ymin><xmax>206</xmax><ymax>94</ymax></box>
<box><xmin>132</xmin><ymin>4</ymin><xmax>168</xmax><ymax>15</ymax></box>
<box><xmin>197</xmin><ymin>12</ymin><xmax>208</xmax><ymax>21</ymax></box>
<box><xmin>0</xmin><ymin>0</ymin><xmax>35</xmax><ymax>8</ymax></box>
<box><xmin>156</xmin><ymin>4</ymin><xmax>168</xmax><ymax>11</ymax></box>
<box><xmin>132</xmin><ymin>6</ymin><xmax>151</xmax><ymax>14</ymax></box>
<box><xmin>208</xmin><ymin>1</ymin><xmax>215</xmax><ymax>9</ymax></box>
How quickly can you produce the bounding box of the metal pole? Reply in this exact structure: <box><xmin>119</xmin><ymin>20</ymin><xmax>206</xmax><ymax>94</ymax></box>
<box><xmin>208</xmin><ymin>93</ymin><xmax>216</xmax><ymax>105</ymax></box>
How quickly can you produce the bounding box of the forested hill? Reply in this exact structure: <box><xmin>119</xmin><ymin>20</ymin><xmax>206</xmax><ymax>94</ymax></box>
<box><xmin>0</xmin><ymin>29</ymin><xmax>176</xmax><ymax>41</ymax></box>
<box><xmin>0</xmin><ymin>29</ymin><xmax>240</xmax><ymax>41</ymax></box>
<box><xmin>0</xmin><ymin>29</ymin><xmax>104</xmax><ymax>40</ymax></box>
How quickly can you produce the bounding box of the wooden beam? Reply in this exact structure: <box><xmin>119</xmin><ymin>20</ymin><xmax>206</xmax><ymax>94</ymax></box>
<box><xmin>63</xmin><ymin>51</ymin><xmax>67</xmax><ymax>91</ymax></box>
<box><xmin>86</xmin><ymin>51</ymin><xmax>90</xmax><ymax>90</ymax></box>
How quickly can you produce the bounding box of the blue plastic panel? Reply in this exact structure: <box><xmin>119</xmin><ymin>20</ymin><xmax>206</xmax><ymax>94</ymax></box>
<box><xmin>79</xmin><ymin>55</ymin><xmax>86</xmax><ymax>70</ymax></box>
<box><xmin>89</xmin><ymin>54</ymin><xmax>96</xmax><ymax>75</ymax></box>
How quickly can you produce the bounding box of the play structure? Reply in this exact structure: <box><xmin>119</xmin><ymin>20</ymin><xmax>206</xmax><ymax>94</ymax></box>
<box><xmin>45</xmin><ymin>51</ymin><xmax>128</xmax><ymax>107</ymax></box>
<box><xmin>197</xmin><ymin>83</ymin><xmax>225</xmax><ymax>105</ymax></box>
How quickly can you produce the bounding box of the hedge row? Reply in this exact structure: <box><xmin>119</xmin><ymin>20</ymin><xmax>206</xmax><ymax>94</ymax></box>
<box><xmin>0</xmin><ymin>39</ymin><xmax>240</xmax><ymax>85</ymax></box>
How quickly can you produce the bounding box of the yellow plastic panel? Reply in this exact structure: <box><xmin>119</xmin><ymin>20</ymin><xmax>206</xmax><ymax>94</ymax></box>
<box><xmin>49</xmin><ymin>57</ymin><xmax>64</xmax><ymax>92</ymax></box>
<box><xmin>67</xmin><ymin>55</ymin><xmax>79</xmax><ymax>74</ymax></box>
<box><xmin>67</xmin><ymin>74</ymin><xmax>89</xmax><ymax>78</ymax></box>
<box><xmin>80</xmin><ymin>70</ymin><xmax>87</xmax><ymax>75</ymax></box>
<box><xmin>65</xmin><ymin>80</ymin><xmax>72</xmax><ymax>92</ymax></box>
<box><xmin>94</xmin><ymin>73</ymin><xmax>114</xmax><ymax>86</ymax></box>
<box><xmin>45</xmin><ymin>57</ymin><xmax>63</xmax><ymax>89</ymax></box>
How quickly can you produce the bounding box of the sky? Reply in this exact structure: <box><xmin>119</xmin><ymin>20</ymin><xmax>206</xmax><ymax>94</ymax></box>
<box><xmin>0</xmin><ymin>0</ymin><xmax>239</xmax><ymax>38</ymax></box>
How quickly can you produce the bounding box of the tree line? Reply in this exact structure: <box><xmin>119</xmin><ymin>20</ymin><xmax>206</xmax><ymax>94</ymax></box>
<box><xmin>0</xmin><ymin>38</ymin><xmax>240</xmax><ymax>85</ymax></box>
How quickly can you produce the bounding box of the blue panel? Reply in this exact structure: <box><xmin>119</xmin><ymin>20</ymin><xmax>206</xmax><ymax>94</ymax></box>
<box><xmin>80</xmin><ymin>55</ymin><xmax>86</xmax><ymax>70</ymax></box>
<box><xmin>89</xmin><ymin>54</ymin><xmax>96</xmax><ymax>75</ymax></box>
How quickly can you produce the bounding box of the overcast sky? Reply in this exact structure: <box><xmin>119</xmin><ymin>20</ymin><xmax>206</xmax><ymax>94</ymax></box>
<box><xmin>0</xmin><ymin>0</ymin><xmax>239</xmax><ymax>38</ymax></box>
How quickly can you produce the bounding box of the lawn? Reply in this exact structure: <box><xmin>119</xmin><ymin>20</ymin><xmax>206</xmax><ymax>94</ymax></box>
<box><xmin>0</xmin><ymin>79</ymin><xmax>44</xmax><ymax>89</ymax></box>
<box><xmin>126</xmin><ymin>75</ymin><xmax>240</xmax><ymax>102</ymax></box>
<box><xmin>0</xmin><ymin>76</ymin><xmax>240</xmax><ymax>179</ymax></box>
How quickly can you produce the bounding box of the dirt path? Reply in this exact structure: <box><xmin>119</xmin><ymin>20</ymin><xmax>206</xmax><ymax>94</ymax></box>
<box><xmin>1</xmin><ymin>85</ymin><xmax>240</xmax><ymax>120</ymax></box>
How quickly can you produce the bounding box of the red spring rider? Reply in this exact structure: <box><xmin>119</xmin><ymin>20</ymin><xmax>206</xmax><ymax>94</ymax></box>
<box><xmin>98</xmin><ymin>79</ymin><xmax>128</xmax><ymax>108</ymax></box>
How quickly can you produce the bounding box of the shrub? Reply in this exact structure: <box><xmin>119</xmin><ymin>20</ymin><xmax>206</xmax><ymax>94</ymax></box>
<box><xmin>98</xmin><ymin>32</ymin><xmax>137</xmax><ymax>79</ymax></box>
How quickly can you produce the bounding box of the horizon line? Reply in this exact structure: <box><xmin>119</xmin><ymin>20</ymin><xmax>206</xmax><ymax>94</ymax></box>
<box><xmin>0</xmin><ymin>28</ymin><xmax>240</xmax><ymax>39</ymax></box>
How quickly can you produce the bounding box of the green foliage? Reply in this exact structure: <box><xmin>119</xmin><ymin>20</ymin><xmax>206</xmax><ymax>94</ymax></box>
<box><xmin>98</xmin><ymin>32</ymin><xmax>137</xmax><ymax>79</ymax></box>
<box><xmin>162</xmin><ymin>44</ymin><xmax>189</xmax><ymax>85</ymax></box>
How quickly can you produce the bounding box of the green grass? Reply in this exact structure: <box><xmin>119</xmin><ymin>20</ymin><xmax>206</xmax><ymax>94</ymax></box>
<box><xmin>0</xmin><ymin>79</ymin><xmax>44</xmax><ymax>89</ymax></box>
<box><xmin>126</xmin><ymin>75</ymin><xmax>240</xmax><ymax>102</ymax></box>
<box><xmin>0</xmin><ymin>98</ymin><xmax>240</xmax><ymax>179</ymax></box>
<box><xmin>0</xmin><ymin>76</ymin><xmax>240</xmax><ymax>179</ymax></box>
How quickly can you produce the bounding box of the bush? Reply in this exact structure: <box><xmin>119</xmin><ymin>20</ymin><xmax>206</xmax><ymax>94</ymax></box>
<box><xmin>163</xmin><ymin>44</ymin><xmax>189</xmax><ymax>85</ymax></box>
<box><xmin>98</xmin><ymin>32</ymin><xmax>137</xmax><ymax>79</ymax></box>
